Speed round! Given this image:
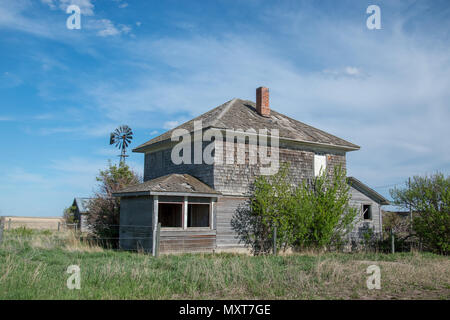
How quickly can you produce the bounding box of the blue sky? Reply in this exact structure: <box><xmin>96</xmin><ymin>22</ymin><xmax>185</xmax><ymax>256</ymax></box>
<box><xmin>0</xmin><ymin>0</ymin><xmax>449</xmax><ymax>217</ymax></box>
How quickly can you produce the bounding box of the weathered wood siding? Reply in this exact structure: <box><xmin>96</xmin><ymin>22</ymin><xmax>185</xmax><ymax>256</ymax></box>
<box><xmin>213</xmin><ymin>140</ymin><xmax>346</xmax><ymax>196</ymax></box>
<box><xmin>144</xmin><ymin>141</ymin><xmax>214</xmax><ymax>186</ymax></box>
<box><xmin>160</xmin><ymin>229</ymin><xmax>216</xmax><ymax>253</ymax></box>
<box><xmin>119</xmin><ymin>196</ymin><xmax>153</xmax><ymax>252</ymax></box>
<box><xmin>215</xmin><ymin>196</ymin><xmax>247</xmax><ymax>248</ymax></box>
<box><xmin>349</xmin><ymin>186</ymin><xmax>382</xmax><ymax>239</ymax></box>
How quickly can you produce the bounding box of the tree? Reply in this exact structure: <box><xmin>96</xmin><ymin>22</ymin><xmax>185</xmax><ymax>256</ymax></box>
<box><xmin>293</xmin><ymin>165</ymin><xmax>357</xmax><ymax>249</ymax></box>
<box><xmin>87</xmin><ymin>162</ymin><xmax>141</xmax><ymax>247</ymax></box>
<box><xmin>63</xmin><ymin>205</ymin><xmax>78</xmax><ymax>224</ymax></box>
<box><xmin>390</xmin><ymin>173</ymin><xmax>449</xmax><ymax>254</ymax></box>
<box><xmin>232</xmin><ymin>164</ymin><xmax>357</xmax><ymax>254</ymax></box>
<box><xmin>232</xmin><ymin>164</ymin><xmax>297</xmax><ymax>254</ymax></box>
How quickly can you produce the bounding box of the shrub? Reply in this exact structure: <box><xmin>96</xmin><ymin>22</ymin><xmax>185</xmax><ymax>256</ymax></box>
<box><xmin>87</xmin><ymin>162</ymin><xmax>141</xmax><ymax>248</ymax></box>
<box><xmin>390</xmin><ymin>172</ymin><xmax>449</xmax><ymax>254</ymax></box>
<box><xmin>232</xmin><ymin>164</ymin><xmax>357</xmax><ymax>254</ymax></box>
<box><xmin>63</xmin><ymin>205</ymin><xmax>78</xmax><ymax>224</ymax></box>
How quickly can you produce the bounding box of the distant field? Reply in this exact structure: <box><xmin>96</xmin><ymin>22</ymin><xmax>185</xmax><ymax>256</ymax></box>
<box><xmin>2</xmin><ymin>216</ymin><xmax>63</xmax><ymax>230</ymax></box>
<box><xmin>0</xmin><ymin>228</ymin><xmax>449</xmax><ymax>300</ymax></box>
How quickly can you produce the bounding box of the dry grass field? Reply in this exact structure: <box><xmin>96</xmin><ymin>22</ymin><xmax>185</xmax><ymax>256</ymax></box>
<box><xmin>2</xmin><ymin>216</ymin><xmax>64</xmax><ymax>230</ymax></box>
<box><xmin>0</xmin><ymin>227</ymin><xmax>448</xmax><ymax>300</ymax></box>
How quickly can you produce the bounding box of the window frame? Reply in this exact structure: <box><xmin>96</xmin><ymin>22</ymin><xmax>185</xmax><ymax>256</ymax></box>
<box><xmin>314</xmin><ymin>154</ymin><xmax>327</xmax><ymax>177</ymax></box>
<box><xmin>158</xmin><ymin>201</ymin><xmax>184</xmax><ymax>229</ymax></box>
<box><xmin>362</xmin><ymin>204</ymin><xmax>372</xmax><ymax>220</ymax></box>
<box><xmin>187</xmin><ymin>202</ymin><xmax>211</xmax><ymax>229</ymax></box>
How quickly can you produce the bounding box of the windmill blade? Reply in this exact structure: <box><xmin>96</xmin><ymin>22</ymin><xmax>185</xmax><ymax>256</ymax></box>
<box><xmin>109</xmin><ymin>133</ymin><xmax>115</xmax><ymax>145</ymax></box>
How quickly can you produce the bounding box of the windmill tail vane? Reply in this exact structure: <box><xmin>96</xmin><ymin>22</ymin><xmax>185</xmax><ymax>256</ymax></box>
<box><xmin>110</xmin><ymin>125</ymin><xmax>133</xmax><ymax>165</ymax></box>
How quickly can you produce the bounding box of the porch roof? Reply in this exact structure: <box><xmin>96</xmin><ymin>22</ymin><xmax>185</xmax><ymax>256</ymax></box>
<box><xmin>112</xmin><ymin>173</ymin><xmax>220</xmax><ymax>197</ymax></box>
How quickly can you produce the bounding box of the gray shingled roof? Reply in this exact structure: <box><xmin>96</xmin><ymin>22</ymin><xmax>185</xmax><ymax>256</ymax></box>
<box><xmin>113</xmin><ymin>174</ymin><xmax>219</xmax><ymax>196</ymax></box>
<box><xmin>133</xmin><ymin>98</ymin><xmax>360</xmax><ymax>152</ymax></box>
<box><xmin>73</xmin><ymin>198</ymin><xmax>92</xmax><ymax>214</ymax></box>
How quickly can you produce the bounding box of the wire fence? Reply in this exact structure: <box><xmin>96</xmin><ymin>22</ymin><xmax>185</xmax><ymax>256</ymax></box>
<box><xmin>0</xmin><ymin>217</ymin><xmax>160</xmax><ymax>254</ymax></box>
<box><xmin>0</xmin><ymin>216</ymin><xmax>425</xmax><ymax>255</ymax></box>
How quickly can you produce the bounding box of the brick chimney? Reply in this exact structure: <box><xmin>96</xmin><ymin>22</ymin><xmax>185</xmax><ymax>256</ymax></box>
<box><xmin>256</xmin><ymin>86</ymin><xmax>270</xmax><ymax>117</ymax></box>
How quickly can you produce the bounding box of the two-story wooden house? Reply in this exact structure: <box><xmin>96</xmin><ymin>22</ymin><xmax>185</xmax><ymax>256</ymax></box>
<box><xmin>113</xmin><ymin>87</ymin><xmax>388</xmax><ymax>254</ymax></box>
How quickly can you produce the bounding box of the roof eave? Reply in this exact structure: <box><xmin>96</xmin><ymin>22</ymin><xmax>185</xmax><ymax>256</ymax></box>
<box><xmin>112</xmin><ymin>191</ymin><xmax>220</xmax><ymax>198</ymax></box>
<box><xmin>347</xmin><ymin>177</ymin><xmax>390</xmax><ymax>205</ymax></box>
<box><xmin>132</xmin><ymin>130</ymin><xmax>360</xmax><ymax>154</ymax></box>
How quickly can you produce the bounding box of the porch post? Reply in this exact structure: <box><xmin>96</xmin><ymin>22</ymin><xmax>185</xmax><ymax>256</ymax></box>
<box><xmin>152</xmin><ymin>195</ymin><xmax>159</xmax><ymax>256</ymax></box>
<box><xmin>183</xmin><ymin>196</ymin><xmax>188</xmax><ymax>229</ymax></box>
<box><xmin>210</xmin><ymin>198</ymin><xmax>215</xmax><ymax>230</ymax></box>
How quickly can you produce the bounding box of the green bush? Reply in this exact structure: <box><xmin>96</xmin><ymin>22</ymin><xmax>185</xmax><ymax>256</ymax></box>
<box><xmin>390</xmin><ymin>172</ymin><xmax>449</xmax><ymax>254</ymax></box>
<box><xmin>87</xmin><ymin>162</ymin><xmax>141</xmax><ymax>248</ymax></box>
<box><xmin>232</xmin><ymin>164</ymin><xmax>357</xmax><ymax>254</ymax></box>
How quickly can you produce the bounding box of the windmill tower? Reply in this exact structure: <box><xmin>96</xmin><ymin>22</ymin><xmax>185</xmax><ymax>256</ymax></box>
<box><xmin>110</xmin><ymin>125</ymin><xmax>133</xmax><ymax>165</ymax></box>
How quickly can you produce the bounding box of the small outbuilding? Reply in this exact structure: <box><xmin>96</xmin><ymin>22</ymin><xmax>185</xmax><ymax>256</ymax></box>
<box><xmin>347</xmin><ymin>177</ymin><xmax>390</xmax><ymax>240</ymax></box>
<box><xmin>113</xmin><ymin>174</ymin><xmax>220</xmax><ymax>253</ymax></box>
<box><xmin>72</xmin><ymin>197</ymin><xmax>92</xmax><ymax>232</ymax></box>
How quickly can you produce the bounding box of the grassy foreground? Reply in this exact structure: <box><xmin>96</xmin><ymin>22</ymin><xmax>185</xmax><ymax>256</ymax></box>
<box><xmin>0</xmin><ymin>228</ymin><xmax>449</xmax><ymax>300</ymax></box>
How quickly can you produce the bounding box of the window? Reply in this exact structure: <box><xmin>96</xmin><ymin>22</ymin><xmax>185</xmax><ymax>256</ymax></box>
<box><xmin>187</xmin><ymin>203</ymin><xmax>210</xmax><ymax>228</ymax></box>
<box><xmin>158</xmin><ymin>203</ymin><xmax>182</xmax><ymax>227</ymax></box>
<box><xmin>314</xmin><ymin>155</ymin><xmax>327</xmax><ymax>177</ymax></box>
<box><xmin>363</xmin><ymin>204</ymin><xmax>372</xmax><ymax>220</ymax></box>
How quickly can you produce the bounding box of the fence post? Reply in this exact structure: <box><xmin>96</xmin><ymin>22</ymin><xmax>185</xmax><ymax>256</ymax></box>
<box><xmin>8</xmin><ymin>218</ymin><xmax>11</xmax><ymax>230</ymax></box>
<box><xmin>273</xmin><ymin>225</ymin><xmax>277</xmax><ymax>256</ymax></box>
<box><xmin>57</xmin><ymin>222</ymin><xmax>60</xmax><ymax>232</ymax></box>
<box><xmin>155</xmin><ymin>222</ymin><xmax>161</xmax><ymax>258</ymax></box>
<box><xmin>390</xmin><ymin>229</ymin><xmax>395</xmax><ymax>254</ymax></box>
<box><xmin>0</xmin><ymin>217</ymin><xmax>5</xmax><ymax>245</ymax></box>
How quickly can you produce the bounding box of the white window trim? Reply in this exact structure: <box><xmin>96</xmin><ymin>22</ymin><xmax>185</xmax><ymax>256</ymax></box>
<box><xmin>314</xmin><ymin>154</ymin><xmax>327</xmax><ymax>177</ymax></box>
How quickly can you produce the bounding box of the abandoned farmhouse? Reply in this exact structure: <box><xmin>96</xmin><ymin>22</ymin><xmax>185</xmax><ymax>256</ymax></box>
<box><xmin>113</xmin><ymin>87</ymin><xmax>389</xmax><ymax>254</ymax></box>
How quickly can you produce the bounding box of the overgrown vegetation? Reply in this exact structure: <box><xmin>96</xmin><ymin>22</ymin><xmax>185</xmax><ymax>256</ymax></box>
<box><xmin>63</xmin><ymin>205</ymin><xmax>78</xmax><ymax>224</ymax></box>
<box><xmin>390</xmin><ymin>172</ymin><xmax>449</xmax><ymax>254</ymax></box>
<box><xmin>0</xmin><ymin>228</ymin><xmax>448</xmax><ymax>300</ymax></box>
<box><xmin>232</xmin><ymin>164</ymin><xmax>358</xmax><ymax>254</ymax></box>
<box><xmin>86</xmin><ymin>162</ymin><xmax>140</xmax><ymax>247</ymax></box>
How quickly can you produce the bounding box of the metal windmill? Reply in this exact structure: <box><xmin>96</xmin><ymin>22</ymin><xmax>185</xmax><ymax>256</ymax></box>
<box><xmin>110</xmin><ymin>125</ymin><xmax>133</xmax><ymax>164</ymax></box>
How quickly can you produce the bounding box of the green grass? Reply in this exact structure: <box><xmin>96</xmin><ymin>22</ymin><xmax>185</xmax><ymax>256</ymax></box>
<box><xmin>0</xmin><ymin>229</ymin><xmax>449</xmax><ymax>300</ymax></box>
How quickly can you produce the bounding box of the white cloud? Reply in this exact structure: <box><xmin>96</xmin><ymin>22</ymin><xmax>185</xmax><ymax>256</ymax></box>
<box><xmin>41</xmin><ymin>0</ymin><xmax>95</xmax><ymax>16</ymax></box>
<box><xmin>98</xmin><ymin>21</ymin><xmax>119</xmax><ymax>36</ymax></box>
<box><xmin>84</xmin><ymin>9</ymin><xmax>450</xmax><ymax>193</ymax></box>
<box><xmin>87</xmin><ymin>19</ymin><xmax>131</xmax><ymax>37</ymax></box>
<box><xmin>38</xmin><ymin>123</ymin><xmax>117</xmax><ymax>137</ymax></box>
<box><xmin>163</xmin><ymin>121</ymin><xmax>180</xmax><ymax>130</ymax></box>
<box><xmin>6</xmin><ymin>168</ymin><xmax>47</xmax><ymax>184</ymax></box>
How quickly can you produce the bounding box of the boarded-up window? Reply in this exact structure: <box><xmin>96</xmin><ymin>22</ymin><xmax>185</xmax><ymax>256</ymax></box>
<box><xmin>363</xmin><ymin>204</ymin><xmax>372</xmax><ymax>220</ymax></box>
<box><xmin>314</xmin><ymin>155</ymin><xmax>327</xmax><ymax>177</ymax></box>
<box><xmin>187</xmin><ymin>203</ymin><xmax>210</xmax><ymax>227</ymax></box>
<box><xmin>159</xmin><ymin>203</ymin><xmax>182</xmax><ymax>227</ymax></box>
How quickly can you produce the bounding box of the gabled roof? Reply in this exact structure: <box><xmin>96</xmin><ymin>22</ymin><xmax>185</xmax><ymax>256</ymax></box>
<box><xmin>113</xmin><ymin>174</ymin><xmax>220</xmax><ymax>197</ymax></box>
<box><xmin>73</xmin><ymin>198</ymin><xmax>92</xmax><ymax>214</ymax></box>
<box><xmin>133</xmin><ymin>98</ymin><xmax>360</xmax><ymax>152</ymax></box>
<box><xmin>347</xmin><ymin>177</ymin><xmax>390</xmax><ymax>205</ymax></box>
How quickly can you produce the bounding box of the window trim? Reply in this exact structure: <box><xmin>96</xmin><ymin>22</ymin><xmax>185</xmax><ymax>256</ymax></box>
<box><xmin>158</xmin><ymin>201</ymin><xmax>184</xmax><ymax>229</ymax></box>
<box><xmin>314</xmin><ymin>154</ymin><xmax>327</xmax><ymax>177</ymax></box>
<box><xmin>362</xmin><ymin>204</ymin><xmax>372</xmax><ymax>220</ymax></box>
<box><xmin>187</xmin><ymin>202</ymin><xmax>211</xmax><ymax>229</ymax></box>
